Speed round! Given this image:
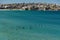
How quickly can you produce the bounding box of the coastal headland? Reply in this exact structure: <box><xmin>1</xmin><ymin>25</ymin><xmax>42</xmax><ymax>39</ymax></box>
<box><xmin>0</xmin><ymin>3</ymin><xmax>60</xmax><ymax>11</ymax></box>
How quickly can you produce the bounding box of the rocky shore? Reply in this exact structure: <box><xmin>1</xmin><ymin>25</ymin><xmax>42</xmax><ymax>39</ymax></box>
<box><xmin>0</xmin><ymin>3</ymin><xmax>60</xmax><ymax>11</ymax></box>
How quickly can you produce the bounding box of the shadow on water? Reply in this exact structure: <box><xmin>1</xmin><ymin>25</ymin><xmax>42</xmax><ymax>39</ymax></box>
<box><xmin>15</xmin><ymin>25</ymin><xmax>32</xmax><ymax>31</ymax></box>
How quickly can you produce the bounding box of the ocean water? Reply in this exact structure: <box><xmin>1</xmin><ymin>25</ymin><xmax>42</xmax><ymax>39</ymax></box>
<box><xmin>0</xmin><ymin>10</ymin><xmax>60</xmax><ymax>40</ymax></box>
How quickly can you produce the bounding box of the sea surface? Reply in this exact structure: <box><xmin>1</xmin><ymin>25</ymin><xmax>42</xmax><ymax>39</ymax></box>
<box><xmin>0</xmin><ymin>10</ymin><xmax>60</xmax><ymax>40</ymax></box>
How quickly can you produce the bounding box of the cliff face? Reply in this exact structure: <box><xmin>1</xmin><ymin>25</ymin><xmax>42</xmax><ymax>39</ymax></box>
<box><xmin>0</xmin><ymin>3</ymin><xmax>60</xmax><ymax>11</ymax></box>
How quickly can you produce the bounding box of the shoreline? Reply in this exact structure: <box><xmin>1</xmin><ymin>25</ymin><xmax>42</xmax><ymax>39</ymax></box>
<box><xmin>0</xmin><ymin>9</ymin><xmax>59</xmax><ymax>11</ymax></box>
<box><xmin>0</xmin><ymin>9</ymin><xmax>23</xmax><ymax>10</ymax></box>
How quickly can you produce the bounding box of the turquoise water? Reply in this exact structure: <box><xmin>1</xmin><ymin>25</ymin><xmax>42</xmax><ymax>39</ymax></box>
<box><xmin>0</xmin><ymin>10</ymin><xmax>60</xmax><ymax>40</ymax></box>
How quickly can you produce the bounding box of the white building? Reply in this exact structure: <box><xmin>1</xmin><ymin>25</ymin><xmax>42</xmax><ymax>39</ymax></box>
<box><xmin>4</xmin><ymin>6</ymin><xmax>9</xmax><ymax>8</ymax></box>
